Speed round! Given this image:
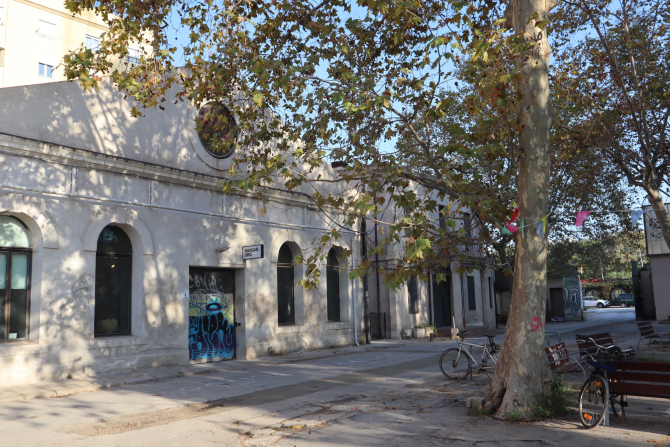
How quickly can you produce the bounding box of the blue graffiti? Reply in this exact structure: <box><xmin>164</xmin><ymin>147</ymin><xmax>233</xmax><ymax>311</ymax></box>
<box><xmin>189</xmin><ymin>311</ymin><xmax>234</xmax><ymax>360</ymax></box>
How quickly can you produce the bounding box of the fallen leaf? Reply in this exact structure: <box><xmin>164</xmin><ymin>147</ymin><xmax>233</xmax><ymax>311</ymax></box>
<box><xmin>29</xmin><ymin>416</ymin><xmax>38</xmax><ymax>419</ymax></box>
<box><xmin>154</xmin><ymin>394</ymin><xmax>161</xmax><ymax>396</ymax></box>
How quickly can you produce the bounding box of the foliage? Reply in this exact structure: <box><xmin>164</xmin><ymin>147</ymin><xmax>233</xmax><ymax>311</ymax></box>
<box><xmin>546</xmin><ymin>230</ymin><xmax>648</xmax><ymax>279</ymax></box>
<box><xmin>468</xmin><ymin>406</ymin><xmax>495</xmax><ymax>417</ymax></box>
<box><xmin>59</xmin><ymin>0</ymin><xmax>547</xmax><ymax>292</ymax></box>
<box><xmin>540</xmin><ymin>374</ymin><xmax>570</xmax><ymax>417</ymax></box>
<box><xmin>416</xmin><ymin>323</ymin><xmax>437</xmax><ymax>334</ymax></box>
<box><xmin>399</xmin><ymin>329</ymin><xmax>411</xmax><ymax>340</ymax></box>
<box><xmin>583</xmin><ymin>280</ymin><xmax>633</xmax><ymax>299</ymax></box>
<box><xmin>551</xmin><ymin>0</ymin><xmax>670</xmax><ymax>246</ymax></box>
<box><xmin>504</xmin><ymin>410</ymin><xmax>524</xmax><ymax>422</ymax></box>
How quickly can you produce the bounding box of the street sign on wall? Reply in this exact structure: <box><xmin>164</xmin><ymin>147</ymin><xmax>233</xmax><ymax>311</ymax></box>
<box><xmin>243</xmin><ymin>244</ymin><xmax>264</xmax><ymax>260</ymax></box>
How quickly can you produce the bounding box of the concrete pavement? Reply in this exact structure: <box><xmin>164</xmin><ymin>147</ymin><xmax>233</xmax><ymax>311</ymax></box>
<box><xmin>1</xmin><ymin>308</ymin><xmax>669</xmax><ymax>446</ymax></box>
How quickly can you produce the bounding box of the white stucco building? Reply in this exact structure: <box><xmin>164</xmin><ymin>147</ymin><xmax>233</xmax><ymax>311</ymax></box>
<box><xmin>0</xmin><ymin>73</ymin><xmax>496</xmax><ymax>386</ymax></box>
<box><xmin>0</xmin><ymin>78</ymin><xmax>368</xmax><ymax>385</ymax></box>
<box><xmin>362</xmin><ymin>193</ymin><xmax>496</xmax><ymax>340</ymax></box>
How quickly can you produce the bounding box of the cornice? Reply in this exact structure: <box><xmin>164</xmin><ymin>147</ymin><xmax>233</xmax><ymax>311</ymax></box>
<box><xmin>0</xmin><ymin>132</ymin><xmax>314</xmax><ymax>208</ymax></box>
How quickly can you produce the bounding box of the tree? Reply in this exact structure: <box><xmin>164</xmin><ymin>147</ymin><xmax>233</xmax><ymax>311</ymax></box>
<box><xmin>62</xmin><ymin>0</ymin><xmax>555</xmax><ymax>418</ymax></box>
<box><xmin>552</xmin><ymin>0</ymin><xmax>670</xmax><ymax>248</ymax></box>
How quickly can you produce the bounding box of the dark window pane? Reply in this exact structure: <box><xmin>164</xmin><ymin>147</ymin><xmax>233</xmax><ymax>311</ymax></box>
<box><xmin>0</xmin><ymin>253</ymin><xmax>5</xmax><ymax>340</ymax></box>
<box><xmin>278</xmin><ymin>243</ymin><xmax>293</xmax><ymax>264</ymax></box>
<box><xmin>467</xmin><ymin>276</ymin><xmax>476</xmax><ymax>310</ymax></box>
<box><xmin>95</xmin><ymin>256</ymin><xmax>131</xmax><ymax>335</ymax></box>
<box><xmin>9</xmin><ymin>253</ymin><xmax>28</xmax><ymax>339</ymax></box>
<box><xmin>277</xmin><ymin>265</ymin><xmax>294</xmax><ymax>325</ymax></box>
<box><xmin>408</xmin><ymin>276</ymin><xmax>418</xmax><ymax>314</ymax></box>
<box><xmin>97</xmin><ymin>226</ymin><xmax>132</xmax><ymax>255</ymax></box>
<box><xmin>326</xmin><ymin>249</ymin><xmax>339</xmax><ymax>321</ymax></box>
<box><xmin>438</xmin><ymin>205</ymin><xmax>446</xmax><ymax>230</ymax></box>
<box><xmin>489</xmin><ymin>277</ymin><xmax>494</xmax><ymax>308</ymax></box>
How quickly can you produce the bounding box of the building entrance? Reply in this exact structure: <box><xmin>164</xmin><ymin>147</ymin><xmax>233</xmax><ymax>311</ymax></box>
<box><xmin>188</xmin><ymin>267</ymin><xmax>236</xmax><ymax>361</ymax></box>
<box><xmin>432</xmin><ymin>276</ymin><xmax>452</xmax><ymax>327</ymax></box>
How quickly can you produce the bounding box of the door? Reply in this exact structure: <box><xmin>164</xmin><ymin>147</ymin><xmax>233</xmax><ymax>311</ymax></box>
<box><xmin>550</xmin><ymin>288</ymin><xmax>565</xmax><ymax>319</ymax></box>
<box><xmin>432</xmin><ymin>276</ymin><xmax>452</xmax><ymax>327</ymax></box>
<box><xmin>188</xmin><ymin>268</ymin><xmax>236</xmax><ymax>361</ymax></box>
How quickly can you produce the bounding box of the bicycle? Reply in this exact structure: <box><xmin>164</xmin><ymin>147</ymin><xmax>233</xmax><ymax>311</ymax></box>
<box><xmin>439</xmin><ymin>331</ymin><xmax>498</xmax><ymax>380</ymax></box>
<box><xmin>578</xmin><ymin>337</ymin><xmax>634</xmax><ymax>429</ymax></box>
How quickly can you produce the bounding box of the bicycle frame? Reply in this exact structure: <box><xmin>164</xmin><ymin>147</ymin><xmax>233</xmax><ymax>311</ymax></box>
<box><xmin>455</xmin><ymin>339</ymin><xmax>496</xmax><ymax>376</ymax></box>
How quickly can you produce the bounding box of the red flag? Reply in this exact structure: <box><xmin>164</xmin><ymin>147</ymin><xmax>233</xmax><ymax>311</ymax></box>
<box><xmin>505</xmin><ymin>223</ymin><xmax>519</xmax><ymax>233</ymax></box>
<box><xmin>511</xmin><ymin>208</ymin><xmax>519</xmax><ymax>222</ymax></box>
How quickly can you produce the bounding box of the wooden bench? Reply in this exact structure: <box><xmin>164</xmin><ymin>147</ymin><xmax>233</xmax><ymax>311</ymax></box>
<box><xmin>605</xmin><ymin>360</ymin><xmax>670</xmax><ymax>422</ymax></box>
<box><xmin>545</xmin><ymin>342</ymin><xmax>586</xmax><ymax>381</ymax></box>
<box><xmin>575</xmin><ymin>332</ymin><xmax>636</xmax><ymax>362</ymax></box>
<box><xmin>637</xmin><ymin>321</ymin><xmax>670</xmax><ymax>351</ymax></box>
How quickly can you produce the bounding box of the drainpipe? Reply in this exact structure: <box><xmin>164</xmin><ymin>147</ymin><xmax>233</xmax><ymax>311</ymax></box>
<box><xmin>361</xmin><ymin>219</ymin><xmax>371</xmax><ymax>344</ymax></box>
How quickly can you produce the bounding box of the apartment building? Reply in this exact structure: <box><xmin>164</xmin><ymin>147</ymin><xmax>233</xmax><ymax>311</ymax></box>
<box><xmin>0</xmin><ymin>0</ymin><xmax>139</xmax><ymax>87</ymax></box>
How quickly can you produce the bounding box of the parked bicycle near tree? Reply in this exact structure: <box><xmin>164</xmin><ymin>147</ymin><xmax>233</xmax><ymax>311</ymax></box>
<box><xmin>439</xmin><ymin>331</ymin><xmax>498</xmax><ymax>380</ymax></box>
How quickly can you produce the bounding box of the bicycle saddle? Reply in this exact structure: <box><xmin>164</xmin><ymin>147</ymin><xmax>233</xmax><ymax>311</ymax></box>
<box><xmin>483</xmin><ymin>334</ymin><xmax>496</xmax><ymax>338</ymax></box>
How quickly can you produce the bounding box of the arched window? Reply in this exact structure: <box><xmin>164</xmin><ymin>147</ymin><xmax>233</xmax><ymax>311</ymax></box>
<box><xmin>277</xmin><ymin>243</ymin><xmax>295</xmax><ymax>325</ymax></box>
<box><xmin>0</xmin><ymin>216</ymin><xmax>31</xmax><ymax>342</ymax></box>
<box><xmin>95</xmin><ymin>226</ymin><xmax>132</xmax><ymax>336</ymax></box>
<box><xmin>326</xmin><ymin>248</ymin><xmax>340</xmax><ymax>322</ymax></box>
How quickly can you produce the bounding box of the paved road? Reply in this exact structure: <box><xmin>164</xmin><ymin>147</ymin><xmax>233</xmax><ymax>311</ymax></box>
<box><xmin>2</xmin><ymin>308</ymin><xmax>667</xmax><ymax>446</ymax></box>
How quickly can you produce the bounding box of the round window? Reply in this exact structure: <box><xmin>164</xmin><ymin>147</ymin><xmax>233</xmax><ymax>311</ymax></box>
<box><xmin>196</xmin><ymin>102</ymin><xmax>238</xmax><ymax>159</ymax></box>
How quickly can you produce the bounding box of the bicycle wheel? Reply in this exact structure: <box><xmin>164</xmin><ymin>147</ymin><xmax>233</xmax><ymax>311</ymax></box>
<box><xmin>579</xmin><ymin>373</ymin><xmax>608</xmax><ymax>429</ymax></box>
<box><xmin>440</xmin><ymin>348</ymin><xmax>471</xmax><ymax>380</ymax></box>
<box><xmin>482</xmin><ymin>352</ymin><xmax>497</xmax><ymax>380</ymax></box>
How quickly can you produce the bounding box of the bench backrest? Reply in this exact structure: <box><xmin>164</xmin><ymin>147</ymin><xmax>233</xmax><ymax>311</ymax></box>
<box><xmin>608</xmin><ymin>361</ymin><xmax>670</xmax><ymax>399</ymax></box>
<box><xmin>637</xmin><ymin>321</ymin><xmax>656</xmax><ymax>338</ymax></box>
<box><xmin>545</xmin><ymin>342</ymin><xmax>570</xmax><ymax>371</ymax></box>
<box><xmin>575</xmin><ymin>332</ymin><xmax>613</xmax><ymax>358</ymax></box>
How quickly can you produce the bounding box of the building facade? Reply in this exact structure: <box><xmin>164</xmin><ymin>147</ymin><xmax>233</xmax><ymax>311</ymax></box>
<box><xmin>0</xmin><ymin>0</ymin><xmax>138</xmax><ymax>88</ymax></box>
<box><xmin>642</xmin><ymin>206</ymin><xmax>670</xmax><ymax>321</ymax></box>
<box><xmin>363</xmin><ymin>199</ymin><xmax>496</xmax><ymax>340</ymax></box>
<box><xmin>0</xmin><ymin>78</ymin><xmax>365</xmax><ymax>385</ymax></box>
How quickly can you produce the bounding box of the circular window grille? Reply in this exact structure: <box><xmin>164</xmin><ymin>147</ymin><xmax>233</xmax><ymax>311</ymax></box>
<box><xmin>196</xmin><ymin>102</ymin><xmax>238</xmax><ymax>159</ymax></box>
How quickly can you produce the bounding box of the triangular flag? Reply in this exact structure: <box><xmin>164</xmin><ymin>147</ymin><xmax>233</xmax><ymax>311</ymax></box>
<box><xmin>631</xmin><ymin>210</ymin><xmax>644</xmax><ymax>227</ymax></box>
<box><xmin>511</xmin><ymin>208</ymin><xmax>519</xmax><ymax>222</ymax></box>
<box><xmin>575</xmin><ymin>211</ymin><xmax>591</xmax><ymax>227</ymax></box>
<box><xmin>534</xmin><ymin>221</ymin><xmax>545</xmax><ymax>239</ymax></box>
<box><xmin>520</xmin><ymin>217</ymin><xmax>525</xmax><ymax>236</ymax></box>
<box><xmin>501</xmin><ymin>225</ymin><xmax>512</xmax><ymax>235</ymax></box>
<box><xmin>506</xmin><ymin>223</ymin><xmax>519</xmax><ymax>233</ymax></box>
<box><xmin>541</xmin><ymin>215</ymin><xmax>548</xmax><ymax>233</ymax></box>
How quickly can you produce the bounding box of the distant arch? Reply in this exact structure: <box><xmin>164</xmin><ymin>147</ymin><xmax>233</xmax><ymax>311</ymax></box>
<box><xmin>0</xmin><ymin>199</ymin><xmax>59</xmax><ymax>249</ymax></box>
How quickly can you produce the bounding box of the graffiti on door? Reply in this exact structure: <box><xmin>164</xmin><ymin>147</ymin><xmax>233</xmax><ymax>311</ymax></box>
<box><xmin>562</xmin><ymin>276</ymin><xmax>583</xmax><ymax>321</ymax></box>
<box><xmin>189</xmin><ymin>269</ymin><xmax>235</xmax><ymax>360</ymax></box>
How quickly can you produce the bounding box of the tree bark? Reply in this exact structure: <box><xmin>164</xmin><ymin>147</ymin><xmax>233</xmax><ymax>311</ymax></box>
<box><xmin>646</xmin><ymin>187</ymin><xmax>670</xmax><ymax>247</ymax></box>
<box><xmin>484</xmin><ymin>0</ymin><xmax>555</xmax><ymax>419</ymax></box>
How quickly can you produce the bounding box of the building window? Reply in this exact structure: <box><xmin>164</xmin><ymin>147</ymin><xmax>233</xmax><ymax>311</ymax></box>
<box><xmin>277</xmin><ymin>243</ymin><xmax>295</xmax><ymax>325</ymax></box>
<box><xmin>0</xmin><ymin>216</ymin><xmax>32</xmax><ymax>343</ymax></box>
<box><xmin>489</xmin><ymin>277</ymin><xmax>494</xmax><ymax>308</ymax></box>
<box><xmin>196</xmin><ymin>102</ymin><xmax>238</xmax><ymax>159</ymax></box>
<box><xmin>467</xmin><ymin>275</ymin><xmax>476</xmax><ymax>310</ymax></box>
<box><xmin>463</xmin><ymin>213</ymin><xmax>472</xmax><ymax>238</ymax></box>
<box><xmin>326</xmin><ymin>248</ymin><xmax>340</xmax><ymax>322</ymax></box>
<box><xmin>38</xmin><ymin>19</ymin><xmax>55</xmax><ymax>39</ymax></box>
<box><xmin>85</xmin><ymin>35</ymin><xmax>100</xmax><ymax>50</ymax></box>
<box><xmin>38</xmin><ymin>63</ymin><xmax>54</xmax><ymax>78</ymax></box>
<box><xmin>94</xmin><ymin>226</ymin><xmax>132</xmax><ymax>336</ymax></box>
<box><xmin>408</xmin><ymin>276</ymin><xmax>419</xmax><ymax>314</ymax></box>
<box><xmin>127</xmin><ymin>48</ymin><xmax>141</xmax><ymax>65</ymax></box>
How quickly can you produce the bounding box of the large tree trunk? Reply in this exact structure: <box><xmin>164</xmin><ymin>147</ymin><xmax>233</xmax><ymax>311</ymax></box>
<box><xmin>646</xmin><ymin>187</ymin><xmax>670</xmax><ymax>248</ymax></box>
<box><xmin>484</xmin><ymin>0</ymin><xmax>555</xmax><ymax>419</ymax></box>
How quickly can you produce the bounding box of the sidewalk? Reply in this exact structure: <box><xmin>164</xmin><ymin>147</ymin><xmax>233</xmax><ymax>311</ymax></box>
<box><xmin>0</xmin><ymin>339</ymin><xmax>411</xmax><ymax>404</ymax></box>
